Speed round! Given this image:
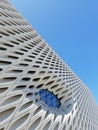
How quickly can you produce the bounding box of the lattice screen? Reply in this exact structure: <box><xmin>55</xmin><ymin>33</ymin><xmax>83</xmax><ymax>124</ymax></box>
<box><xmin>0</xmin><ymin>0</ymin><xmax>98</xmax><ymax>130</ymax></box>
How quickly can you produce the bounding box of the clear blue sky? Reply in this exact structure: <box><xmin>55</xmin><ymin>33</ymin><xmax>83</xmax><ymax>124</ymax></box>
<box><xmin>10</xmin><ymin>0</ymin><xmax>98</xmax><ymax>103</ymax></box>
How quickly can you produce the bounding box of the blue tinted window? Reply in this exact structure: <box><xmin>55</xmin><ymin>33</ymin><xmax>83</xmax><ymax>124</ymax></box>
<box><xmin>39</xmin><ymin>89</ymin><xmax>60</xmax><ymax>108</ymax></box>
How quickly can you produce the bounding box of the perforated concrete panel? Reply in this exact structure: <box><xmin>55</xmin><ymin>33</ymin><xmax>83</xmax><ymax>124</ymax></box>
<box><xmin>0</xmin><ymin>0</ymin><xmax>98</xmax><ymax>130</ymax></box>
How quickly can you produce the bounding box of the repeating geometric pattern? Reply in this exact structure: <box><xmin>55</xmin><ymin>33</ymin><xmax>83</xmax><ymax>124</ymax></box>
<box><xmin>0</xmin><ymin>0</ymin><xmax>98</xmax><ymax>130</ymax></box>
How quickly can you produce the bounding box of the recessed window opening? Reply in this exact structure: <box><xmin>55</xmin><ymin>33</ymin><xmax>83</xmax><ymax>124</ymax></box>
<box><xmin>39</xmin><ymin>89</ymin><xmax>60</xmax><ymax>108</ymax></box>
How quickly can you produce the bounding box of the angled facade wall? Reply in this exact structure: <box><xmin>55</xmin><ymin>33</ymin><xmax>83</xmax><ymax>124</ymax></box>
<box><xmin>0</xmin><ymin>0</ymin><xmax>98</xmax><ymax>130</ymax></box>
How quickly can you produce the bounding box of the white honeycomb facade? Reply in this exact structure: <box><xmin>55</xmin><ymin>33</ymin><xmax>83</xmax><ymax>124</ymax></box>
<box><xmin>0</xmin><ymin>0</ymin><xmax>98</xmax><ymax>130</ymax></box>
